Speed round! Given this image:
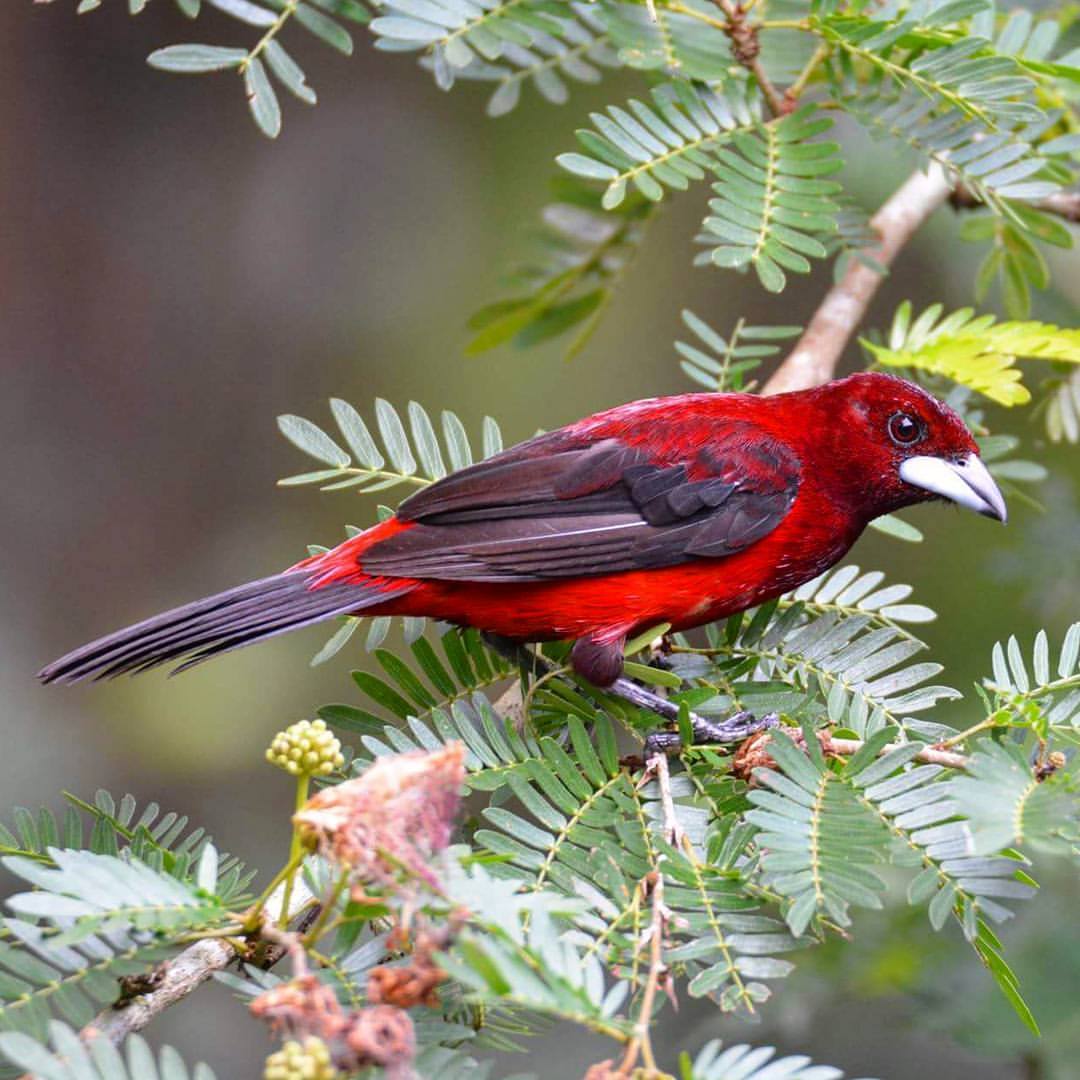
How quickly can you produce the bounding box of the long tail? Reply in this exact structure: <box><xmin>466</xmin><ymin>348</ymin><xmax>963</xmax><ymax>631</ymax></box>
<box><xmin>38</xmin><ymin>569</ymin><xmax>412</xmax><ymax>685</ymax></box>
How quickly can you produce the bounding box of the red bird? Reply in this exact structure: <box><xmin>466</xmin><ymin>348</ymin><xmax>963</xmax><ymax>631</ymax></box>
<box><xmin>40</xmin><ymin>373</ymin><xmax>1005</xmax><ymax>697</ymax></box>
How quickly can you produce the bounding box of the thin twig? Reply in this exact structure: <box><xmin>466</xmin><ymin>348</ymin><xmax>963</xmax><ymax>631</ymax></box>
<box><xmin>951</xmin><ymin>183</ymin><xmax>1080</xmax><ymax>223</ymax></box>
<box><xmin>644</xmin><ymin>750</ymin><xmax>685</xmax><ymax>848</ymax></box>
<box><xmin>617</xmin><ymin>753</ymin><xmax>680</xmax><ymax>1077</ymax></box>
<box><xmin>763</xmin><ymin>165</ymin><xmax>953</xmax><ymax>395</ymax></box>
<box><xmin>785</xmin><ymin>40</ymin><xmax>830</xmax><ymax>107</ymax></box>
<box><xmin>615</xmin><ymin>870</ymin><xmax>667</xmax><ymax>1077</ymax></box>
<box><xmin>824</xmin><ymin>735</ymin><xmax>969</xmax><ymax>769</ymax></box>
<box><xmin>1032</xmin><ymin>189</ymin><xmax>1080</xmax><ymax>222</ymax></box>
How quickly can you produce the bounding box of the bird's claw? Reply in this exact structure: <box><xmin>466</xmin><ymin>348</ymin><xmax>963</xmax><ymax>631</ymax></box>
<box><xmin>644</xmin><ymin>710</ymin><xmax>779</xmax><ymax>758</ymax></box>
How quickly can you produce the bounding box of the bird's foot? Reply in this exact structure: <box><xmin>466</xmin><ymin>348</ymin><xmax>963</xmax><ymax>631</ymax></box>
<box><xmin>479</xmin><ymin>634</ymin><xmax>779</xmax><ymax>757</ymax></box>
<box><xmin>643</xmin><ymin>709</ymin><xmax>779</xmax><ymax>758</ymax></box>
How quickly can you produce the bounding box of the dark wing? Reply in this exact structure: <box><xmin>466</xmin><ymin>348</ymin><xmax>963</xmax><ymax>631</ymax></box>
<box><xmin>362</xmin><ymin>428</ymin><xmax>800</xmax><ymax>583</ymax></box>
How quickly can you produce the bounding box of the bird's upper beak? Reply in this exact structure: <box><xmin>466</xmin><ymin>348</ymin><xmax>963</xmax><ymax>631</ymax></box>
<box><xmin>898</xmin><ymin>452</ymin><xmax>1008</xmax><ymax>523</ymax></box>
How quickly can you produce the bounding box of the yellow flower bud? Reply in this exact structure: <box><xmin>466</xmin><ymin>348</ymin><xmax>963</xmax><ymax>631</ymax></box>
<box><xmin>265</xmin><ymin>719</ymin><xmax>344</xmax><ymax>777</ymax></box>
<box><xmin>263</xmin><ymin>1037</ymin><xmax>338</xmax><ymax>1080</ymax></box>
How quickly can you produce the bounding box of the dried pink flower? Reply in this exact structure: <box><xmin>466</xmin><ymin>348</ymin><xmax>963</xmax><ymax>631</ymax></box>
<box><xmin>294</xmin><ymin>743</ymin><xmax>466</xmax><ymax>893</ymax></box>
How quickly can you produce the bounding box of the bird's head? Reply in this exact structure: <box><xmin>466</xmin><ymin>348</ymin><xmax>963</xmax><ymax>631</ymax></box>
<box><xmin>798</xmin><ymin>371</ymin><xmax>1007</xmax><ymax>524</ymax></box>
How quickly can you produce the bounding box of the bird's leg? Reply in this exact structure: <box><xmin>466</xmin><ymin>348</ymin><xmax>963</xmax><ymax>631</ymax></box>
<box><xmin>482</xmin><ymin>634</ymin><xmax>778</xmax><ymax>755</ymax></box>
<box><xmin>608</xmin><ymin>675</ymin><xmax>779</xmax><ymax>755</ymax></box>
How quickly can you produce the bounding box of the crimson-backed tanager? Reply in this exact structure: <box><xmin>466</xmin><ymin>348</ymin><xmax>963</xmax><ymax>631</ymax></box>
<box><xmin>40</xmin><ymin>373</ymin><xmax>1005</xmax><ymax>692</ymax></box>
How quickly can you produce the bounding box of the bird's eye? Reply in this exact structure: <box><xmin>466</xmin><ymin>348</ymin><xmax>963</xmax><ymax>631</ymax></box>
<box><xmin>888</xmin><ymin>412</ymin><xmax>923</xmax><ymax>446</ymax></box>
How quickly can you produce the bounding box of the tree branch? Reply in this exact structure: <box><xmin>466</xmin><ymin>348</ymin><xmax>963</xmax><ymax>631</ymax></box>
<box><xmin>763</xmin><ymin>165</ymin><xmax>953</xmax><ymax>395</ymax></box>
<box><xmin>825</xmin><ymin>735</ymin><xmax>969</xmax><ymax>770</ymax></box>
<box><xmin>1027</xmin><ymin>189</ymin><xmax>1080</xmax><ymax>222</ymax></box>
<box><xmin>79</xmin><ymin>878</ymin><xmax>316</xmax><ymax>1049</ymax></box>
<box><xmin>717</xmin><ymin>0</ymin><xmax>786</xmax><ymax>117</ymax></box>
<box><xmin>733</xmin><ymin>728</ymin><xmax>970</xmax><ymax>780</ymax></box>
<box><xmin>951</xmin><ymin>183</ymin><xmax>1080</xmax><ymax>223</ymax></box>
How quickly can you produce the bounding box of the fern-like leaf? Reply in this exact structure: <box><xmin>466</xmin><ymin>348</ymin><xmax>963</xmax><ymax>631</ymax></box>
<box><xmin>0</xmin><ymin>792</ymin><xmax>252</xmax><ymax>905</ymax></box>
<box><xmin>838</xmin><ymin>88</ymin><xmax>1056</xmax><ymax>206</ymax></box>
<box><xmin>985</xmin><ymin>624</ymin><xmax>1080</xmax><ymax>743</ymax></box>
<box><xmin>696</xmin><ymin>107</ymin><xmax>843</xmax><ymax>293</ymax></box>
<box><xmin>335</xmin><ymin>625</ymin><xmax>514</xmax><ymax>734</ymax></box>
<box><xmin>667</xmin><ymin>567</ymin><xmax>958</xmax><ymax>741</ymax></box>
<box><xmin>278</xmin><ymin>398</ymin><xmax>503</xmax><ymax>491</ymax></box>
<box><xmin>675</xmin><ymin>310</ymin><xmax>801</xmax><ymax>393</ymax></box>
<box><xmin>346</xmin><ymin>692</ymin><xmax>539</xmax><ymax>793</ymax></box>
<box><xmin>0</xmin><ymin>1020</ymin><xmax>217</xmax><ymax>1080</ymax></box>
<box><xmin>686</xmin><ymin>1037</ymin><xmax>873</xmax><ymax>1080</ymax></box>
<box><xmin>950</xmin><ymin>742</ymin><xmax>1079</xmax><ymax>854</ymax></box>
<box><xmin>437</xmin><ymin>862</ymin><xmax>629</xmax><ymax>1039</ymax></box>
<box><xmin>432</xmin><ymin>12</ymin><xmax>619</xmax><ymax>116</ymax></box>
<box><xmin>599</xmin><ymin>0</ymin><xmax>733</xmax><ymax>81</ymax></box>
<box><xmin>558</xmin><ymin>80</ymin><xmax>758</xmax><ymax>209</ymax></box>
<box><xmin>147</xmin><ymin>0</ymin><xmax>365</xmax><ymax>137</ymax></box>
<box><xmin>867</xmin><ymin>302</ymin><xmax>1080</xmax><ymax>405</ymax></box>
<box><xmin>1045</xmin><ymin>368</ymin><xmax>1080</xmax><ymax>443</ymax></box>
<box><xmin>816</xmin><ymin>12</ymin><xmax>1044</xmax><ymax>129</ymax></box>
<box><xmin>746</xmin><ymin>728</ymin><xmax>895</xmax><ymax>934</ymax></box>
<box><xmin>467</xmin><ymin>175</ymin><xmax>655</xmax><ymax>357</ymax></box>
<box><xmin>662</xmin><ymin>823</ymin><xmax>800</xmax><ymax>1012</ymax></box>
<box><xmin>749</xmin><ymin>729</ymin><xmax>1039</xmax><ymax>942</ymax></box>
<box><xmin>4</xmin><ymin>846</ymin><xmax>232</xmax><ymax>944</ymax></box>
<box><xmin>371</xmin><ymin>0</ymin><xmax>602</xmax><ymax>98</ymax></box>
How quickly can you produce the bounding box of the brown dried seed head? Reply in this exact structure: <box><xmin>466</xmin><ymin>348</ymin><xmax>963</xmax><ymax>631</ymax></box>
<box><xmin>732</xmin><ymin>730</ymin><xmax>776</xmax><ymax>782</ymax></box>
<box><xmin>582</xmin><ymin>1060</ymin><xmax>619</xmax><ymax>1080</ymax></box>
<box><xmin>367</xmin><ymin>961</ymin><xmax>446</xmax><ymax>1009</ymax></box>
<box><xmin>250</xmin><ymin>974</ymin><xmax>346</xmax><ymax>1042</ymax></box>
<box><xmin>344</xmin><ymin>1004</ymin><xmax>416</xmax><ymax>1068</ymax></box>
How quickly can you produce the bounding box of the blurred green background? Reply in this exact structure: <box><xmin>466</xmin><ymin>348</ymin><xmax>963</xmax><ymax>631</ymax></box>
<box><xmin>2</xmin><ymin>3</ymin><xmax>1078</xmax><ymax>1076</ymax></box>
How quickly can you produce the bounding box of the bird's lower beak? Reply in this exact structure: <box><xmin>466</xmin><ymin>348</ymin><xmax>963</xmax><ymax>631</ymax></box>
<box><xmin>898</xmin><ymin>452</ymin><xmax>1008</xmax><ymax>523</ymax></box>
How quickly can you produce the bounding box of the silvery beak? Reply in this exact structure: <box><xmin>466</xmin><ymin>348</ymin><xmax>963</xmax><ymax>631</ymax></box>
<box><xmin>899</xmin><ymin>453</ymin><xmax>1008</xmax><ymax>523</ymax></box>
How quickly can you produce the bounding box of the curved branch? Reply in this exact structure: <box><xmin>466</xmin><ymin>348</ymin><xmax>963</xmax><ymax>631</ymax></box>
<box><xmin>79</xmin><ymin>878</ymin><xmax>316</xmax><ymax>1049</ymax></box>
<box><xmin>763</xmin><ymin>165</ymin><xmax>952</xmax><ymax>395</ymax></box>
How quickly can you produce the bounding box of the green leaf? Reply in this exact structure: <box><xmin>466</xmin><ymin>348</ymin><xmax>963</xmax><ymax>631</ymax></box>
<box><xmin>696</xmin><ymin>107</ymin><xmax>842</xmax><ymax>293</ymax></box>
<box><xmin>563</xmin><ymin>81</ymin><xmax>758</xmax><ymax>210</ymax></box>
<box><xmin>147</xmin><ymin>45</ymin><xmax>248</xmax><ymax>73</ymax></box>
<box><xmin>868</xmin><ymin>513</ymin><xmax>924</xmax><ymax>543</ymax></box>
<box><xmin>243</xmin><ymin>57</ymin><xmax>282</xmax><ymax>138</ymax></box>
<box><xmin>204</xmin><ymin>0</ymin><xmax>276</xmax><ymax>26</ymax></box>
<box><xmin>276</xmin><ymin>415</ymin><xmax>350</xmax><ymax>466</ymax></box>
<box><xmin>295</xmin><ymin>3</ymin><xmax>354</xmax><ymax>54</ymax></box>
<box><xmin>868</xmin><ymin>304</ymin><xmax>1080</xmax><ymax>405</ymax></box>
<box><xmin>264</xmin><ymin>41</ymin><xmax>317</xmax><ymax>105</ymax></box>
<box><xmin>4</xmin><ymin>848</ymin><xmax>232</xmax><ymax>942</ymax></box>
<box><xmin>0</xmin><ymin>1021</ymin><xmax>219</xmax><ymax>1079</ymax></box>
<box><xmin>467</xmin><ymin>175</ymin><xmax>656</xmax><ymax>358</ymax></box>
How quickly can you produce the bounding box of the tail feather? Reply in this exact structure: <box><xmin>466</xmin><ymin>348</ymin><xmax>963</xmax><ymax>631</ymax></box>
<box><xmin>39</xmin><ymin>571</ymin><xmax>410</xmax><ymax>684</ymax></box>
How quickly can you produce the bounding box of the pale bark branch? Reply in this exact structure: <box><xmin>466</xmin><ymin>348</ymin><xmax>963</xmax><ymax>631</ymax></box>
<box><xmin>824</xmin><ymin>736</ymin><xmax>969</xmax><ymax>770</ymax></box>
<box><xmin>951</xmin><ymin>183</ymin><xmax>1080</xmax><ymax>223</ymax></box>
<box><xmin>1035</xmin><ymin>189</ymin><xmax>1080</xmax><ymax>222</ymax></box>
<box><xmin>763</xmin><ymin>165</ymin><xmax>953</xmax><ymax>396</ymax></box>
<box><xmin>78</xmin><ymin>877</ymin><xmax>316</xmax><ymax>1050</ymax></box>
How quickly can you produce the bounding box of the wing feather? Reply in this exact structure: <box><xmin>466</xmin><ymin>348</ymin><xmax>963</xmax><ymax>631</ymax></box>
<box><xmin>364</xmin><ymin>425</ymin><xmax>800</xmax><ymax>582</ymax></box>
